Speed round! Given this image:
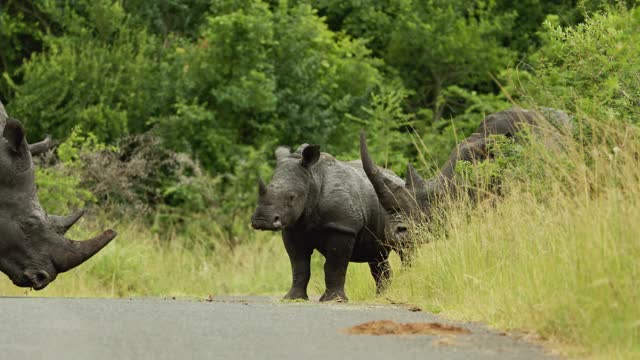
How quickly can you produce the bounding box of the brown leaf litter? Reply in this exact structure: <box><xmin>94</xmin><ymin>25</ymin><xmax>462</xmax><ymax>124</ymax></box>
<box><xmin>343</xmin><ymin>320</ymin><xmax>471</xmax><ymax>336</ymax></box>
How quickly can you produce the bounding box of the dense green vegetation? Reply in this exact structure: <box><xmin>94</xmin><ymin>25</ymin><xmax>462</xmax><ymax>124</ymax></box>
<box><xmin>1</xmin><ymin>1</ymin><xmax>639</xmax><ymax>358</ymax></box>
<box><xmin>0</xmin><ymin>0</ymin><xmax>634</xmax><ymax>221</ymax></box>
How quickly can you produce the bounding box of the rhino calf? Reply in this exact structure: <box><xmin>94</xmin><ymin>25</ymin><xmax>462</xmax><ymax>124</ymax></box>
<box><xmin>251</xmin><ymin>144</ymin><xmax>402</xmax><ymax>301</ymax></box>
<box><xmin>0</xmin><ymin>100</ymin><xmax>117</xmax><ymax>290</ymax></box>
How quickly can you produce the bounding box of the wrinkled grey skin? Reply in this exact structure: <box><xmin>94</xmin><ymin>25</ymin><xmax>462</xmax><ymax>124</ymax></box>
<box><xmin>251</xmin><ymin>144</ymin><xmax>402</xmax><ymax>302</ymax></box>
<box><xmin>361</xmin><ymin>108</ymin><xmax>572</xmax><ymax>258</ymax></box>
<box><xmin>0</xmin><ymin>100</ymin><xmax>117</xmax><ymax>290</ymax></box>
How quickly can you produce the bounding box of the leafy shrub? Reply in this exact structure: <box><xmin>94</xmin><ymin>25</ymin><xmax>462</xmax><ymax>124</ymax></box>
<box><xmin>343</xmin><ymin>82</ymin><xmax>415</xmax><ymax>175</ymax></box>
<box><xmin>34</xmin><ymin>126</ymin><xmax>276</xmax><ymax>249</ymax></box>
<box><xmin>10</xmin><ymin>0</ymin><xmax>173</xmax><ymax>142</ymax></box>
<box><xmin>507</xmin><ymin>6</ymin><xmax>640</xmax><ymax>128</ymax></box>
<box><xmin>36</xmin><ymin>167</ymin><xmax>96</xmax><ymax>215</ymax></box>
<box><xmin>454</xmin><ymin>135</ymin><xmax>528</xmax><ymax>198</ymax></box>
<box><xmin>420</xmin><ymin>87</ymin><xmax>511</xmax><ymax>174</ymax></box>
<box><xmin>35</xmin><ymin>128</ymin><xmax>100</xmax><ymax>214</ymax></box>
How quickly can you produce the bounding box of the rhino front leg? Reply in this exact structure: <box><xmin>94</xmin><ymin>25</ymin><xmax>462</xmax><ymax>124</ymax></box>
<box><xmin>369</xmin><ymin>259</ymin><xmax>392</xmax><ymax>295</ymax></box>
<box><xmin>320</xmin><ymin>233</ymin><xmax>354</xmax><ymax>302</ymax></box>
<box><xmin>282</xmin><ymin>230</ymin><xmax>312</xmax><ymax>300</ymax></box>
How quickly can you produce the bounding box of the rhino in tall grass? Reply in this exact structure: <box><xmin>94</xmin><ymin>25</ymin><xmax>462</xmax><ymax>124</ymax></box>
<box><xmin>360</xmin><ymin>108</ymin><xmax>572</xmax><ymax>258</ymax></box>
<box><xmin>251</xmin><ymin>144</ymin><xmax>403</xmax><ymax>301</ymax></box>
<box><xmin>0</xmin><ymin>100</ymin><xmax>117</xmax><ymax>290</ymax></box>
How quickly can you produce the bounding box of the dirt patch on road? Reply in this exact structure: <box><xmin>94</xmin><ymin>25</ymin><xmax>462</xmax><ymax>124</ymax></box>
<box><xmin>343</xmin><ymin>320</ymin><xmax>471</xmax><ymax>336</ymax></box>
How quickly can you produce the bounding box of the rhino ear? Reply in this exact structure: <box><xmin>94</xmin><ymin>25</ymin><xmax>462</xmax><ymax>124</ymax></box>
<box><xmin>405</xmin><ymin>163</ymin><xmax>426</xmax><ymax>193</ymax></box>
<box><xmin>275</xmin><ymin>146</ymin><xmax>291</xmax><ymax>162</ymax></box>
<box><xmin>3</xmin><ymin>117</ymin><xmax>26</xmax><ymax>153</ymax></box>
<box><xmin>405</xmin><ymin>163</ymin><xmax>429</xmax><ymax>206</ymax></box>
<box><xmin>301</xmin><ymin>145</ymin><xmax>320</xmax><ymax>167</ymax></box>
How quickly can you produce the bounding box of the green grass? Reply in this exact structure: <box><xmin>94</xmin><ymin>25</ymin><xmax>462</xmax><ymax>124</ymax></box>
<box><xmin>0</xmin><ymin>219</ymin><xmax>383</xmax><ymax>300</ymax></box>
<box><xmin>384</xmin><ymin>189</ymin><xmax>640</xmax><ymax>358</ymax></box>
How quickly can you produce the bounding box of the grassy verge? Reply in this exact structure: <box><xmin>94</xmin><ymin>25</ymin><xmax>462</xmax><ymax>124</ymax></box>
<box><xmin>384</xmin><ymin>121</ymin><xmax>640</xmax><ymax>359</ymax></box>
<box><xmin>385</xmin><ymin>189</ymin><xmax>639</xmax><ymax>358</ymax></box>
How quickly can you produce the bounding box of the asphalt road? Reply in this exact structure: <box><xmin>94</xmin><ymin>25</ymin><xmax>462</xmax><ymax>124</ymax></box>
<box><xmin>0</xmin><ymin>296</ymin><xmax>556</xmax><ymax>360</ymax></box>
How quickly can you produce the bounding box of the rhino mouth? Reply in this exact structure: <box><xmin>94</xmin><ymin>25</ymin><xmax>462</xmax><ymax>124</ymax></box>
<box><xmin>251</xmin><ymin>215</ymin><xmax>283</xmax><ymax>231</ymax></box>
<box><xmin>31</xmin><ymin>281</ymin><xmax>49</xmax><ymax>290</ymax></box>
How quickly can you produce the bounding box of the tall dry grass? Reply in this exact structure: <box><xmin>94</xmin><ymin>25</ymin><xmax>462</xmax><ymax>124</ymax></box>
<box><xmin>384</xmin><ymin>118</ymin><xmax>640</xmax><ymax>358</ymax></box>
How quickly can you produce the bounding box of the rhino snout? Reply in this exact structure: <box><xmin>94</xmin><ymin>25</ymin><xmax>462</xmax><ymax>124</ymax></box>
<box><xmin>29</xmin><ymin>270</ymin><xmax>52</xmax><ymax>290</ymax></box>
<box><xmin>251</xmin><ymin>213</ymin><xmax>283</xmax><ymax>231</ymax></box>
<box><xmin>19</xmin><ymin>269</ymin><xmax>54</xmax><ymax>290</ymax></box>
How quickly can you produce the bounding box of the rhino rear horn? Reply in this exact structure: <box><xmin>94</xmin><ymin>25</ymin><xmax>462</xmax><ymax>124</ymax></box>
<box><xmin>53</xmin><ymin>230</ymin><xmax>118</xmax><ymax>273</ymax></box>
<box><xmin>29</xmin><ymin>136</ymin><xmax>54</xmax><ymax>156</ymax></box>
<box><xmin>49</xmin><ymin>210</ymin><xmax>86</xmax><ymax>235</ymax></box>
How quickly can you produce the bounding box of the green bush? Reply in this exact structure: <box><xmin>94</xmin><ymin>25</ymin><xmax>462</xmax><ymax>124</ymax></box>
<box><xmin>419</xmin><ymin>87</ymin><xmax>511</xmax><ymax>174</ymax></box>
<box><xmin>507</xmin><ymin>6</ymin><xmax>640</xmax><ymax>127</ymax></box>
<box><xmin>10</xmin><ymin>0</ymin><xmax>173</xmax><ymax>142</ymax></box>
<box><xmin>343</xmin><ymin>82</ymin><xmax>415</xmax><ymax>175</ymax></box>
<box><xmin>35</xmin><ymin>128</ymin><xmax>100</xmax><ymax>214</ymax></box>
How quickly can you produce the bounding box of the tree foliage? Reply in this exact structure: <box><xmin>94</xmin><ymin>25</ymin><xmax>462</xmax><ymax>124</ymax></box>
<box><xmin>511</xmin><ymin>6</ymin><xmax>640</xmax><ymax>125</ymax></box>
<box><xmin>1</xmin><ymin>0</ymin><xmax>637</xmax><ymax>233</ymax></box>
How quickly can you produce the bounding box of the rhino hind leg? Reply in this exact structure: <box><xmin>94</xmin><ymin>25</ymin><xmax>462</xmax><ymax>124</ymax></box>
<box><xmin>319</xmin><ymin>233</ymin><xmax>354</xmax><ymax>302</ymax></box>
<box><xmin>369</xmin><ymin>259</ymin><xmax>392</xmax><ymax>295</ymax></box>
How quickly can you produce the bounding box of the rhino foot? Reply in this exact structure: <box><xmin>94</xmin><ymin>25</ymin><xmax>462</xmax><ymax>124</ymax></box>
<box><xmin>319</xmin><ymin>290</ymin><xmax>348</xmax><ymax>302</ymax></box>
<box><xmin>283</xmin><ymin>288</ymin><xmax>309</xmax><ymax>301</ymax></box>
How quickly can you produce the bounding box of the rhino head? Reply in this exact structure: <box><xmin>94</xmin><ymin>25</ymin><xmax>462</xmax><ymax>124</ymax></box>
<box><xmin>0</xmin><ymin>102</ymin><xmax>117</xmax><ymax>290</ymax></box>
<box><xmin>251</xmin><ymin>145</ymin><xmax>321</xmax><ymax>231</ymax></box>
<box><xmin>359</xmin><ymin>132</ymin><xmax>443</xmax><ymax>249</ymax></box>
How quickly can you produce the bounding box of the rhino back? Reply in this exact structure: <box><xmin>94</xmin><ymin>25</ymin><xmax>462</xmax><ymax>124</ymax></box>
<box><xmin>476</xmin><ymin>108</ymin><xmax>537</xmax><ymax>136</ymax></box>
<box><xmin>478</xmin><ymin>108</ymin><xmax>572</xmax><ymax>136</ymax></box>
<box><xmin>304</xmin><ymin>156</ymin><xmax>389</xmax><ymax>241</ymax></box>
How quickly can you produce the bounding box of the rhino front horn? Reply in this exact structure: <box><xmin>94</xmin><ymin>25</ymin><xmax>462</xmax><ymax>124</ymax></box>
<box><xmin>53</xmin><ymin>230</ymin><xmax>118</xmax><ymax>273</ymax></box>
<box><xmin>49</xmin><ymin>210</ymin><xmax>86</xmax><ymax>235</ymax></box>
